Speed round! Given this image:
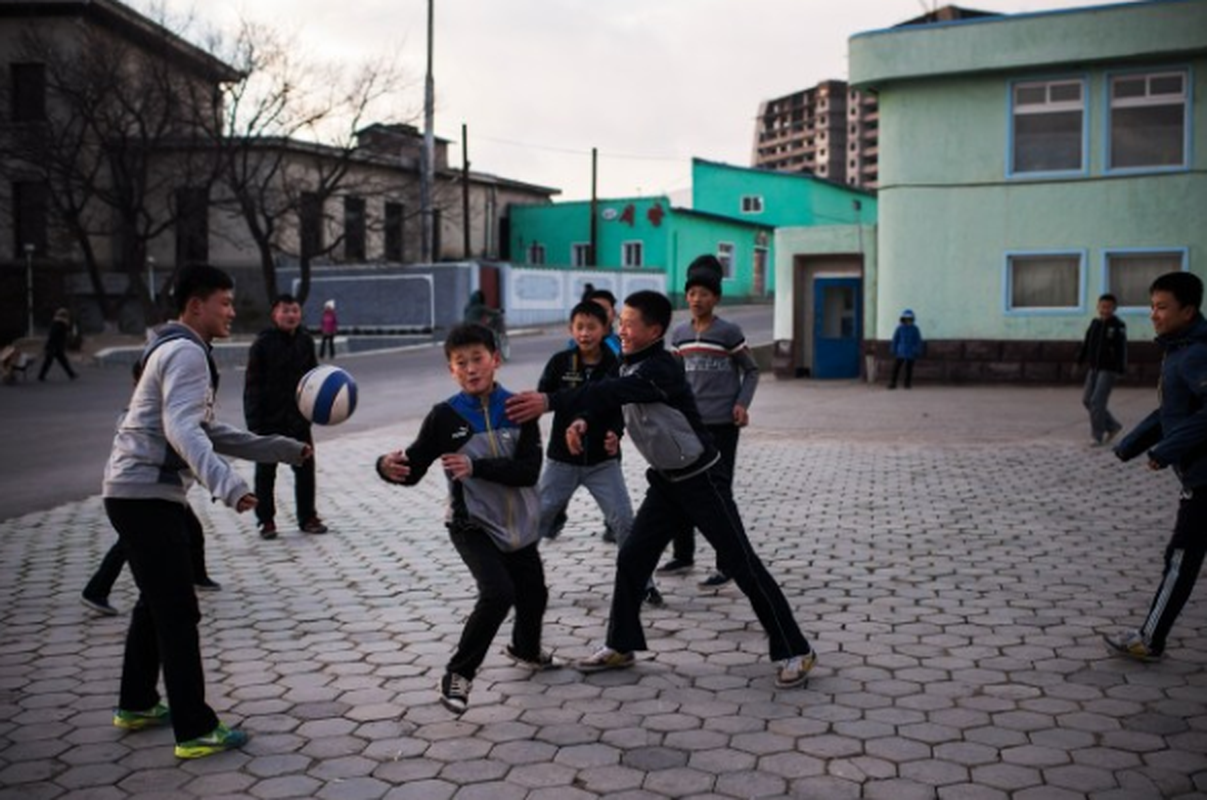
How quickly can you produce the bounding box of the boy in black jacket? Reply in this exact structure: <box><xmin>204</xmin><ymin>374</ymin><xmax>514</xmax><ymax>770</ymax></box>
<box><xmin>376</xmin><ymin>324</ymin><xmax>555</xmax><ymax>714</ymax></box>
<box><xmin>1077</xmin><ymin>293</ymin><xmax>1127</xmax><ymax>447</ymax></box>
<box><xmin>507</xmin><ymin>291</ymin><xmax>815</xmax><ymax>689</ymax></box>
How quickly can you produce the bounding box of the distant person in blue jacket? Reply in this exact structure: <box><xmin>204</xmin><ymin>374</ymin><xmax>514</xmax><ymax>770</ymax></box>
<box><xmin>888</xmin><ymin>309</ymin><xmax>923</xmax><ymax>389</ymax></box>
<box><xmin>1108</xmin><ymin>271</ymin><xmax>1207</xmax><ymax>663</ymax></box>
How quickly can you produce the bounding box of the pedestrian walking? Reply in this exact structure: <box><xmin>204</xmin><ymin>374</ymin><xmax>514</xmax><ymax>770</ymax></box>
<box><xmin>1109</xmin><ymin>271</ymin><xmax>1207</xmax><ymax>662</ymax></box>
<box><xmin>244</xmin><ymin>294</ymin><xmax>327</xmax><ymax>538</ymax></box>
<box><xmin>376</xmin><ymin>323</ymin><xmax>556</xmax><ymax>715</ymax></box>
<box><xmin>319</xmin><ymin>299</ymin><xmax>338</xmax><ymax>359</ymax></box>
<box><xmin>101</xmin><ymin>264</ymin><xmax>311</xmax><ymax>758</ymax></box>
<box><xmin>38</xmin><ymin>308</ymin><xmax>77</xmax><ymax>381</ymax></box>
<box><xmin>506</xmin><ymin>290</ymin><xmax>816</xmax><ymax>689</ymax></box>
<box><xmin>888</xmin><ymin>309</ymin><xmax>923</xmax><ymax>389</ymax></box>
<box><xmin>1078</xmin><ymin>293</ymin><xmax>1127</xmax><ymax>447</ymax></box>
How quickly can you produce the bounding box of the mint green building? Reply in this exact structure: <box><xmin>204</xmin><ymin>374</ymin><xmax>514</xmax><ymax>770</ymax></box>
<box><xmin>842</xmin><ymin>0</ymin><xmax>1207</xmax><ymax>383</ymax></box>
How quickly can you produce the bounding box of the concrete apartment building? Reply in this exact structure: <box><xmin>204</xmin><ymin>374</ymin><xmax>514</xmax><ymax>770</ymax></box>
<box><xmin>752</xmin><ymin>79</ymin><xmax>880</xmax><ymax>189</ymax></box>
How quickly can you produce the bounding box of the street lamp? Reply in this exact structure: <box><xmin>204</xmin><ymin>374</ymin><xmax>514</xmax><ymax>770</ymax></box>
<box><xmin>23</xmin><ymin>243</ymin><xmax>35</xmax><ymax>338</ymax></box>
<box><xmin>146</xmin><ymin>256</ymin><xmax>156</xmax><ymax>303</ymax></box>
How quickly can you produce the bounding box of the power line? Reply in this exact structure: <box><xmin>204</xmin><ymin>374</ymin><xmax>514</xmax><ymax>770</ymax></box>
<box><xmin>471</xmin><ymin>133</ymin><xmax>687</xmax><ymax>164</ymax></box>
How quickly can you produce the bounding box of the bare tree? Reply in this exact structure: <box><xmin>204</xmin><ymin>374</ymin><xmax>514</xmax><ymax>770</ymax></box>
<box><xmin>211</xmin><ymin>20</ymin><xmax>411</xmax><ymax>306</ymax></box>
<box><xmin>7</xmin><ymin>20</ymin><xmax>230</xmax><ymax>324</ymax></box>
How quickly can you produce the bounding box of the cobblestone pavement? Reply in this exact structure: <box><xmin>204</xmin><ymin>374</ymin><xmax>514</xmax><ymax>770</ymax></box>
<box><xmin>1</xmin><ymin>383</ymin><xmax>1205</xmax><ymax>799</ymax></box>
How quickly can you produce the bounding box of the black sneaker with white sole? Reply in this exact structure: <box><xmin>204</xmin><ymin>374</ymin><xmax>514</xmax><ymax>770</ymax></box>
<box><xmin>439</xmin><ymin>672</ymin><xmax>472</xmax><ymax>714</ymax></box>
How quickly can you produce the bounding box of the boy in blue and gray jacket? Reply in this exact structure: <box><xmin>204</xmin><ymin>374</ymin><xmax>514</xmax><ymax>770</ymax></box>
<box><xmin>1110</xmin><ymin>271</ymin><xmax>1207</xmax><ymax>662</ymax></box>
<box><xmin>376</xmin><ymin>323</ymin><xmax>553</xmax><ymax>715</ymax></box>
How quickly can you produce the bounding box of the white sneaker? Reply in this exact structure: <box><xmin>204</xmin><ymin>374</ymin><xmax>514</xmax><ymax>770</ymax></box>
<box><xmin>775</xmin><ymin>651</ymin><xmax>817</xmax><ymax>689</ymax></box>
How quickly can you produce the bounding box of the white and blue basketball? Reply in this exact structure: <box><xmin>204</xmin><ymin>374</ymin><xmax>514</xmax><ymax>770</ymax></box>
<box><xmin>296</xmin><ymin>365</ymin><xmax>358</xmax><ymax>426</ymax></box>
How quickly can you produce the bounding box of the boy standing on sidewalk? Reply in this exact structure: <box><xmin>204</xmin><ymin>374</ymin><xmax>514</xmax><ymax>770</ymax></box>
<box><xmin>102</xmin><ymin>265</ymin><xmax>311</xmax><ymax>758</ymax></box>
<box><xmin>1109</xmin><ymin>271</ymin><xmax>1207</xmax><ymax>662</ymax></box>
<box><xmin>507</xmin><ymin>291</ymin><xmax>815</xmax><ymax>689</ymax></box>
<box><xmin>244</xmin><ymin>293</ymin><xmax>327</xmax><ymax>538</ymax></box>
<box><xmin>376</xmin><ymin>323</ymin><xmax>556</xmax><ymax>714</ymax></box>
<box><xmin>1078</xmin><ymin>293</ymin><xmax>1127</xmax><ymax>447</ymax></box>
<box><xmin>658</xmin><ymin>255</ymin><xmax>759</xmax><ymax>590</ymax></box>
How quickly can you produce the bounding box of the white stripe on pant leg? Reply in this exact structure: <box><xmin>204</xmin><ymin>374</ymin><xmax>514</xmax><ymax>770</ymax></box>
<box><xmin>1141</xmin><ymin>548</ymin><xmax>1184</xmax><ymax>641</ymax></box>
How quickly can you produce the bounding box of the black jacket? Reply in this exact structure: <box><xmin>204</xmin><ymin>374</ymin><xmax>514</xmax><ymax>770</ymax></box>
<box><xmin>243</xmin><ymin>326</ymin><xmax>318</xmax><ymax>438</ymax></box>
<box><xmin>538</xmin><ymin>345</ymin><xmax>623</xmax><ymax>465</ymax></box>
<box><xmin>1077</xmin><ymin>316</ymin><xmax>1127</xmax><ymax>373</ymax></box>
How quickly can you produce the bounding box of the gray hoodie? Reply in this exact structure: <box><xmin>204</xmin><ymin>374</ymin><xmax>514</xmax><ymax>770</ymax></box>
<box><xmin>102</xmin><ymin>322</ymin><xmax>307</xmax><ymax>508</ymax></box>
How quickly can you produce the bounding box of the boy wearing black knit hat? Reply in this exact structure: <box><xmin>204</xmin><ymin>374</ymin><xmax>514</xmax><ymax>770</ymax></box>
<box><xmin>657</xmin><ymin>254</ymin><xmax>760</xmax><ymax>589</ymax></box>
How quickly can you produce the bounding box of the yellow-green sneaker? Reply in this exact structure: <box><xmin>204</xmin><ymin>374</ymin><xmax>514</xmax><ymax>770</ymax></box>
<box><xmin>113</xmin><ymin>703</ymin><xmax>171</xmax><ymax>731</ymax></box>
<box><xmin>174</xmin><ymin>722</ymin><xmax>249</xmax><ymax>759</ymax></box>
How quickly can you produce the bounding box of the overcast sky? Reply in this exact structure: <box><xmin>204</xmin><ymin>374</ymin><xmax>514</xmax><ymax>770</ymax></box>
<box><xmin>140</xmin><ymin>0</ymin><xmax>1123</xmax><ymax>201</ymax></box>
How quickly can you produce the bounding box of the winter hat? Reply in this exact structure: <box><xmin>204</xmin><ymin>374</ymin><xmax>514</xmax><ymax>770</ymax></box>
<box><xmin>900</xmin><ymin>309</ymin><xmax>915</xmax><ymax>320</ymax></box>
<box><xmin>324</xmin><ymin>300</ymin><xmax>336</xmax><ymax>310</ymax></box>
<box><xmin>685</xmin><ymin>254</ymin><xmax>724</xmax><ymax>296</ymax></box>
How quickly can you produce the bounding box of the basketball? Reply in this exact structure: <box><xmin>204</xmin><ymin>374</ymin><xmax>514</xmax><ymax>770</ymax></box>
<box><xmin>296</xmin><ymin>365</ymin><xmax>358</xmax><ymax>426</ymax></box>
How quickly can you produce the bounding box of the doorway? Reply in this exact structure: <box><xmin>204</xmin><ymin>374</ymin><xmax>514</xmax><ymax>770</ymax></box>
<box><xmin>812</xmin><ymin>276</ymin><xmax>862</xmax><ymax>379</ymax></box>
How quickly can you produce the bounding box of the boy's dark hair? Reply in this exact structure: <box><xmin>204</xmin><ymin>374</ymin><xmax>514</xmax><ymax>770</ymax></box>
<box><xmin>1151</xmin><ymin>272</ymin><xmax>1203</xmax><ymax>311</ymax></box>
<box><xmin>444</xmin><ymin>322</ymin><xmax>497</xmax><ymax>358</ymax></box>
<box><xmin>272</xmin><ymin>293</ymin><xmax>299</xmax><ymax>308</ymax></box>
<box><xmin>623</xmin><ymin>290</ymin><xmax>673</xmax><ymax>337</ymax></box>
<box><xmin>569</xmin><ymin>301</ymin><xmax>608</xmax><ymax>327</ymax></box>
<box><xmin>586</xmin><ymin>288</ymin><xmax>617</xmax><ymax>308</ymax></box>
<box><xmin>171</xmin><ymin>265</ymin><xmax>234</xmax><ymax>315</ymax></box>
<box><xmin>1097</xmin><ymin>293</ymin><xmax>1117</xmax><ymax>304</ymax></box>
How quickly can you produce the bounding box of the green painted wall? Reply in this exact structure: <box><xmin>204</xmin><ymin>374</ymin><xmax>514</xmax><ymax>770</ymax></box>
<box><xmin>691</xmin><ymin>160</ymin><xmax>877</xmax><ymax>229</ymax></box>
<box><xmin>774</xmin><ymin>224</ymin><xmax>879</xmax><ymax>340</ymax></box>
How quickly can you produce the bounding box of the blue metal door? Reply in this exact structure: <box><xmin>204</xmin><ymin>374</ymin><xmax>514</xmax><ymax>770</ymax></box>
<box><xmin>813</xmin><ymin>277</ymin><xmax>861</xmax><ymax>379</ymax></box>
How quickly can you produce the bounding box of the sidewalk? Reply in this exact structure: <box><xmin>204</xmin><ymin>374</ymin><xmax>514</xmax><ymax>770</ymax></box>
<box><xmin>1</xmin><ymin>383</ymin><xmax>1204</xmax><ymax>799</ymax></box>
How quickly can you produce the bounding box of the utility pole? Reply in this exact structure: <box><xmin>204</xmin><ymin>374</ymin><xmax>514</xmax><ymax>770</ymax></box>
<box><xmin>589</xmin><ymin>147</ymin><xmax>598</xmax><ymax>266</ymax></box>
<box><xmin>420</xmin><ymin>0</ymin><xmax>435</xmax><ymax>263</ymax></box>
<box><xmin>462</xmin><ymin>123</ymin><xmax>471</xmax><ymax>260</ymax></box>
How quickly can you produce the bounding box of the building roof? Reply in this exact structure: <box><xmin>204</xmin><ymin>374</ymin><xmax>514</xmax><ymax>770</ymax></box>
<box><xmin>693</xmin><ymin>158</ymin><xmax>879</xmax><ymax>199</ymax></box>
<box><xmin>0</xmin><ymin>0</ymin><xmax>242</xmax><ymax>82</ymax></box>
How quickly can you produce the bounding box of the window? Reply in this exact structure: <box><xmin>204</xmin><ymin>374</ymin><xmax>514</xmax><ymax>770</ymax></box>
<box><xmin>571</xmin><ymin>243</ymin><xmax>591</xmax><ymax>267</ymax></box>
<box><xmin>174</xmin><ymin>188</ymin><xmax>208</xmax><ymax>267</ymax></box>
<box><xmin>343</xmin><ymin>196</ymin><xmax>366</xmax><ymax>261</ymax></box>
<box><xmin>741</xmin><ymin>195</ymin><xmax>764</xmax><ymax>214</ymax></box>
<box><xmin>1006</xmin><ymin>252</ymin><xmax>1083</xmax><ymax>311</ymax></box>
<box><xmin>1106</xmin><ymin>250</ymin><xmax>1185</xmax><ymax>308</ymax></box>
<box><xmin>11</xmin><ymin>63</ymin><xmax>45</xmax><ymax>122</ymax></box>
<box><xmin>1010</xmin><ymin>79</ymin><xmax>1084</xmax><ymax>174</ymax></box>
<box><xmin>384</xmin><ymin>202</ymin><xmax>404</xmax><ymax>261</ymax></box>
<box><xmin>527</xmin><ymin>242</ymin><xmax>545</xmax><ymax>265</ymax></box>
<box><xmin>622</xmin><ymin>241</ymin><xmax>643</xmax><ymax>268</ymax></box>
<box><xmin>12</xmin><ymin>181</ymin><xmax>48</xmax><ymax>258</ymax></box>
<box><xmin>1109</xmin><ymin>71</ymin><xmax>1187</xmax><ymax>170</ymax></box>
<box><xmin>717</xmin><ymin>242</ymin><xmax>735</xmax><ymax>278</ymax></box>
<box><xmin>300</xmin><ymin>193</ymin><xmax>324</xmax><ymax>260</ymax></box>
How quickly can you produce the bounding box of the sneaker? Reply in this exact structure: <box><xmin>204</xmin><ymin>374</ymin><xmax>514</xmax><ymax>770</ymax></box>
<box><xmin>1103</xmin><ymin>630</ymin><xmax>1164</xmax><ymax>663</ymax></box>
<box><xmin>81</xmin><ymin>594</ymin><xmax>120</xmax><ymax>616</ymax></box>
<box><xmin>576</xmin><ymin>646</ymin><xmax>635</xmax><ymax>673</ymax></box>
<box><xmin>439</xmin><ymin>672</ymin><xmax>472</xmax><ymax>714</ymax></box>
<box><xmin>1104</xmin><ymin>426</ymin><xmax>1123</xmax><ymax>446</ymax></box>
<box><xmin>194</xmin><ymin>578</ymin><xmax>222</xmax><ymax>592</ymax></box>
<box><xmin>258</xmin><ymin>521</ymin><xmax>277</xmax><ymax>540</ymax></box>
<box><xmin>644</xmin><ymin>586</ymin><xmax>665</xmax><ymax>608</ymax></box>
<box><xmin>775</xmin><ymin>650</ymin><xmax>817</xmax><ymax>689</ymax></box>
<box><xmin>699</xmin><ymin>571</ymin><xmax>732</xmax><ymax>589</ymax></box>
<box><xmin>656</xmin><ymin>558</ymin><xmax>694</xmax><ymax>576</ymax></box>
<box><xmin>301</xmin><ymin>518</ymin><xmax>328</xmax><ymax>534</ymax></box>
<box><xmin>504</xmin><ymin>644</ymin><xmax>564</xmax><ymax>672</ymax></box>
<box><xmin>113</xmin><ymin>703</ymin><xmax>171</xmax><ymax>731</ymax></box>
<box><xmin>174</xmin><ymin>722</ymin><xmax>249</xmax><ymax>759</ymax></box>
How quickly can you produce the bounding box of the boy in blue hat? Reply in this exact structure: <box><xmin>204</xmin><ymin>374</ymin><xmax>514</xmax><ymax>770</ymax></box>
<box><xmin>889</xmin><ymin>309</ymin><xmax>923</xmax><ymax>389</ymax></box>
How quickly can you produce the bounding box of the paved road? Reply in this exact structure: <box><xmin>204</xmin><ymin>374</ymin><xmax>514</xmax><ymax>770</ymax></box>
<box><xmin>0</xmin><ymin>307</ymin><xmax>771</xmax><ymax>521</ymax></box>
<box><xmin>1</xmin><ymin>370</ymin><xmax>1205</xmax><ymax>798</ymax></box>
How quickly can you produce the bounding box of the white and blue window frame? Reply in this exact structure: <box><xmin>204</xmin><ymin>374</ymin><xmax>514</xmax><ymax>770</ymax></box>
<box><xmin>1002</xmin><ymin>248</ymin><xmax>1087</xmax><ymax>316</ymax></box>
<box><xmin>1005</xmin><ymin>75</ymin><xmax>1090</xmax><ymax>180</ymax></box>
<box><xmin>1102</xmin><ymin>65</ymin><xmax>1193</xmax><ymax>177</ymax></box>
<box><xmin>1101</xmin><ymin>247</ymin><xmax>1189</xmax><ymax>313</ymax></box>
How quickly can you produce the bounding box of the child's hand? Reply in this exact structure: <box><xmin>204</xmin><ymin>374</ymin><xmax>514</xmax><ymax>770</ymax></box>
<box><xmin>235</xmin><ymin>493</ymin><xmax>257</xmax><ymax>513</ymax></box>
<box><xmin>604</xmin><ymin>430</ymin><xmax>620</xmax><ymax>456</ymax></box>
<box><xmin>733</xmin><ymin>404</ymin><xmax>749</xmax><ymax>427</ymax></box>
<box><xmin>566</xmin><ymin>419</ymin><xmax>589</xmax><ymax>455</ymax></box>
<box><xmin>379</xmin><ymin>451</ymin><xmax>411</xmax><ymax>481</ymax></box>
<box><xmin>441</xmin><ymin>453</ymin><xmax>473</xmax><ymax>480</ymax></box>
<box><xmin>505</xmin><ymin>391</ymin><xmax>547</xmax><ymax>423</ymax></box>
<box><xmin>300</xmin><ymin>444</ymin><xmax>314</xmax><ymax>460</ymax></box>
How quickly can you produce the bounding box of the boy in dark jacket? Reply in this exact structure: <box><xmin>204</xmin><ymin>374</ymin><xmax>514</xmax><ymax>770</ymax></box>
<box><xmin>1078</xmin><ymin>293</ymin><xmax>1127</xmax><ymax>446</ymax></box>
<box><xmin>376</xmin><ymin>323</ymin><xmax>554</xmax><ymax>714</ymax></box>
<box><xmin>1110</xmin><ymin>271</ymin><xmax>1207</xmax><ymax>662</ymax></box>
<box><xmin>507</xmin><ymin>291</ymin><xmax>815</xmax><ymax>689</ymax></box>
<box><xmin>888</xmin><ymin>309</ymin><xmax>923</xmax><ymax>390</ymax></box>
<box><xmin>243</xmin><ymin>294</ymin><xmax>326</xmax><ymax>538</ymax></box>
